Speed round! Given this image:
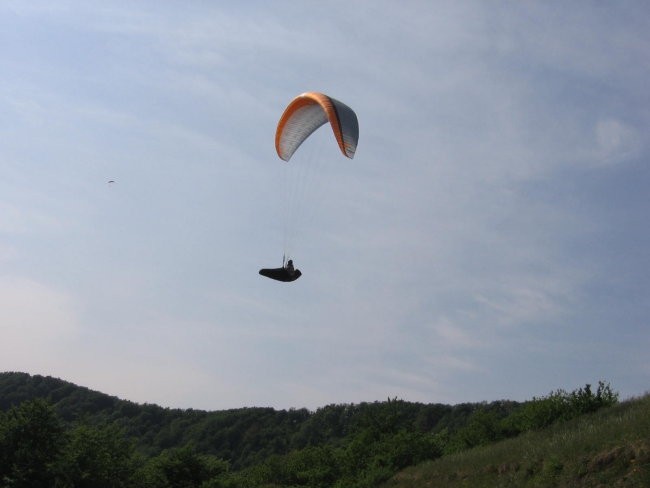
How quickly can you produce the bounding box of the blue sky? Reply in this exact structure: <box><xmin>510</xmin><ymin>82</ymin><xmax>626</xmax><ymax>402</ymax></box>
<box><xmin>1</xmin><ymin>1</ymin><xmax>648</xmax><ymax>410</ymax></box>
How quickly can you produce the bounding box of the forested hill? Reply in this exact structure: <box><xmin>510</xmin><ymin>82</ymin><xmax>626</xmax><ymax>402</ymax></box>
<box><xmin>0</xmin><ymin>372</ymin><xmax>492</xmax><ymax>468</ymax></box>
<box><xmin>1</xmin><ymin>372</ymin><xmax>137</xmax><ymax>420</ymax></box>
<box><xmin>1</xmin><ymin>372</ymin><xmax>622</xmax><ymax>487</ymax></box>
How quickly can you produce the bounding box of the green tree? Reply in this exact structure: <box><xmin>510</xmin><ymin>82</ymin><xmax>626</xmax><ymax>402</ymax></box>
<box><xmin>285</xmin><ymin>445</ymin><xmax>341</xmax><ymax>487</ymax></box>
<box><xmin>56</xmin><ymin>424</ymin><xmax>138</xmax><ymax>488</ymax></box>
<box><xmin>567</xmin><ymin>381</ymin><xmax>618</xmax><ymax>417</ymax></box>
<box><xmin>137</xmin><ymin>445</ymin><xmax>228</xmax><ymax>488</ymax></box>
<box><xmin>0</xmin><ymin>399</ymin><xmax>64</xmax><ymax>488</ymax></box>
<box><xmin>445</xmin><ymin>408</ymin><xmax>504</xmax><ymax>453</ymax></box>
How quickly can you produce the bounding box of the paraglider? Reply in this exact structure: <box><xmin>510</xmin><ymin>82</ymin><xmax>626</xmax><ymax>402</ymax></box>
<box><xmin>259</xmin><ymin>92</ymin><xmax>359</xmax><ymax>283</ymax></box>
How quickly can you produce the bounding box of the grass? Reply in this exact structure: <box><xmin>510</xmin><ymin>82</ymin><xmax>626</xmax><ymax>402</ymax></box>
<box><xmin>382</xmin><ymin>394</ymin><xmax>650</xmax><ymax>488</ymax></box>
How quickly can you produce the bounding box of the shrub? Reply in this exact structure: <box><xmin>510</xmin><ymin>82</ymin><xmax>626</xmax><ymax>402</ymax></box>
<box><xmin>506</xmin><ymin>381</ymin><xmax>618</xmax><ymax>433</ymax></box>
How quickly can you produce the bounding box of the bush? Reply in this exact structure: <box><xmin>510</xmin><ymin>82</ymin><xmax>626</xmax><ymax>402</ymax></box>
<box><xmin>506</xmin><ymin>381</ymin><xmax>618</xmax><ymax>433</ymax></box>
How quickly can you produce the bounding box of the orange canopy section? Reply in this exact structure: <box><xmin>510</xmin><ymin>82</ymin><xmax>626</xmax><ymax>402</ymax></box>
<box><xmin>275</xmin><ymin>92</ymin><xmax>359</xmax><ymax>162</ymax></box>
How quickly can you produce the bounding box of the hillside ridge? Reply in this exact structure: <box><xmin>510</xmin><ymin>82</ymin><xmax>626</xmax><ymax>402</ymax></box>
<box><xmin>383</xmin><ymin>393</ymin><xmax>650</xmax><ymax>487</ymax></box>
<box><xmin>3</xmin><ymin>372</ymin><xmax>640</xmax><ymax>487</ymax></box>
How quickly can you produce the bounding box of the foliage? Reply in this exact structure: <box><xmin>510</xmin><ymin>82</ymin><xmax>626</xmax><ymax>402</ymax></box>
<box><xmin>56</xmin><ymin>423</ymin><xmax>139</xmax><ymax>488</ymax></box>
<box><xmin>505</xmin><ymin>381</ymin><xmax>619</xmax><ymax>433</ymax></box>
<box><xmin>136</xmin><ymin>445</ymin><xmax>228</xmax><ymax>488</ymax></box>
<box><xmin>0</xmin><ymin>399</ymin><xmax>63</xmax><ymax>488</ymax></box>
<box><xmin>382</xmin><ymin>393</ymin><xmax>650</xmax><ymax>488</ymax></box>
<box><xmin>0</xmin><ymin>373</ymin><xmax>624</xmax><ymax>488</ymax></box>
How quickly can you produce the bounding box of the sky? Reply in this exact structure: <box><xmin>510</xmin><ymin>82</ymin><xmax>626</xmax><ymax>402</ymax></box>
<box><xmin>1</xmin><ymin>1</ymin><xmax>649</xmax><ymax>411</ymax></box>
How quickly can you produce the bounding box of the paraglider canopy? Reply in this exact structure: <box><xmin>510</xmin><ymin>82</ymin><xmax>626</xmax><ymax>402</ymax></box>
<box><xmin>275</xmin><ymin>92</ymin><xmax>359</xmax><ymax>162</ymax></box>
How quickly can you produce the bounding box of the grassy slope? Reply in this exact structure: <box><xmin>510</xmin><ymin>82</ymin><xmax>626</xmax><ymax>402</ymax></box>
<box><xmin>383</xmin><ymin>394</ymin><xmax>650</xmax><ymax>488</ymax></box>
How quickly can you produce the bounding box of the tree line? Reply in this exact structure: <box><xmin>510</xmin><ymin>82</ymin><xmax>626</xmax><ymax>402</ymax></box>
<box><xmin>0</xmin><ymin>373</ymin><xmax>617</xmax><ymax>487</ymax></box>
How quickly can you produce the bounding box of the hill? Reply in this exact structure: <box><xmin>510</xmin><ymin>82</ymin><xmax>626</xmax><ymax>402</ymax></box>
<box><xmin>0</xmin><ymin>372</ymin><xmax>490</xmax><ymax>469</ymax></box>
<box><xmin>1</xmin><ymin>372</ymin><xmax>309</xmax><ymax>467</ymax></box>
<box><xmin>383</xmin><ymin>393</ymin><xmax>650</xmax><ymax>487</ymax></box>
<box><xmin>1</xmin><ymin>372</ymin><xmax>635</xmax><ymax>487</ymax></box>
